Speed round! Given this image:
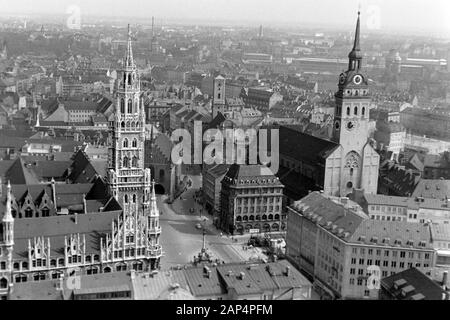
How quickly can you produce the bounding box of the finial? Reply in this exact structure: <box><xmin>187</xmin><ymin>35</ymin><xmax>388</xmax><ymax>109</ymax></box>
<box><xmin>3</xmin><ymin>180</ymin><xmax>13</xmax><ymax>222</ymax></box>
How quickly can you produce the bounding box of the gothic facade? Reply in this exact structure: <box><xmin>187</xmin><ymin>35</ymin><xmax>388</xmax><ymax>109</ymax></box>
<box><xmin>0</xmin><ymin>25</ymin><xmax>162</xmax><ymax>300</ymax></box>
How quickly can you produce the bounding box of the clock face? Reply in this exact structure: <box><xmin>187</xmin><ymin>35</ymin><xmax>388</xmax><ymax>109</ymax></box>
<box><xmin>353</xmin><ymin>75</ymin><xmax>363</xmax><ymax>85</ymax></box>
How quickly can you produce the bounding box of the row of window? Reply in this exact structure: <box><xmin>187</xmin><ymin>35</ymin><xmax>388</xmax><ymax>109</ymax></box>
<box><xmin>351</xmin><ymin>248</ymin><xmax>431</xmax><ymax>260</ymax></box>
<box><xmin>10</xmin><ymin>207</ymin><xmax>51</xmax><ymax>219</ymax></box>
<box><xmin>119</xmin><ymin>98</ymin><xmax>138</xmax><ymax>114</ymax></box>
<box><xmin>13</xmin><ymin>262</ymin><xmax>145</xmax><ymax>284</ymax></box>
<box><xmin>8</xmin><ymin>254</ymin><xmax>102</xmax><ymax>271</ymax></box>
<box><xmin>235</xmin><ymin>188</ymin><xmax>282</xmax><ymax>195</ymax></box>
<box><xmin>122</xmin><ymin>138</ymin><xmax>139</xmax><ymax>148</ymax></box>
<box><xmin>370</xmin><ymin>215</ymin><xmax>405</xmax><ymax>222</ymax></box>
<box><xmin>370</xmin><ymin>205</ymin><xmax>407</xmax><ymax>214</ymax></box>
<box><xmin>236</xmin><ymin>206</ymin><xmax>281</xmax><ymax>214</ymax></box>
<box><xmin>122</xmin><ymin>156</ymin><xmax>139</xmax><ymax>168</ymax></box>
<box><xmin>236</xmin><ymin>197</ymin><xmax>282</xmax><ymax>205</ymax></box>
<box><xmin>235</xmin><ymin>214</ymin><xmax>283</xmax><ymax>222</ymax></box>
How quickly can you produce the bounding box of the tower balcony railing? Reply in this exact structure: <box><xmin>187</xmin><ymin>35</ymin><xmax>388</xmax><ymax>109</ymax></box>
<box><xmin>118</xmin><ymin>169</ymin><xmax>144</xmax><ymax>177</ymax></box>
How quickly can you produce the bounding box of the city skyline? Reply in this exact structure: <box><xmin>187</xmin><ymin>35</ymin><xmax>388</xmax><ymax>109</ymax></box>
<box><xmin>1</xmin><ymin>0</ymin><xmax>450</xmax><ymax>36</ymax></box>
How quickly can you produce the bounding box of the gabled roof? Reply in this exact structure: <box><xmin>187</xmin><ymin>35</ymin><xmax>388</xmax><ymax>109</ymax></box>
<box><xmin>279</xmin><ymin>125</ymin><xmax>339</xmax><ymax>165</ymax></box>
<box><xmin>5</xmin><ymin>157</ymin><xmax>40</xmax><ymax>185</ymax></box>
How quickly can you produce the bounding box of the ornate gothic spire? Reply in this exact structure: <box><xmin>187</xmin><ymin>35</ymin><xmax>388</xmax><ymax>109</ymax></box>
<box><xmin>150</xmin><ymin>180</ymin><xmax>159</xmax><ymax>216</ymax></box>
<box><xmin>124</xmin><ymin>24</ymin><xmax>135</xmax><ymax>69</ymax></box>
<box><xmin>3</xmin><ymin>180</ymin><xmax>13</xmax><ymax>222</ymax></box>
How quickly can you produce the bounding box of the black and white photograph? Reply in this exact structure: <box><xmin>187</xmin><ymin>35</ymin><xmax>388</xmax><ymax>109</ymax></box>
<box><xmin>0</xmin><ymin>0</ymin><xmax>449</xmax><ymax>309</ymax></box>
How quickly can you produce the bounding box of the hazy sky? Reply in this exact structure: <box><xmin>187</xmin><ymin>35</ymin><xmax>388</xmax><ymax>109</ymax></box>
<box><xmin>1</xmin><ymin>0</ymin><xmax>449</xmax><ymax>34</ymax></box>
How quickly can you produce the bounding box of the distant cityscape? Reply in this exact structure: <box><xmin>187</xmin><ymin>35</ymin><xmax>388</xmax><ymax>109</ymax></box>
<box><xmin>0</xmin><ymin>3</ymin><xmax>449</xmax><ymax>301</ymax></box>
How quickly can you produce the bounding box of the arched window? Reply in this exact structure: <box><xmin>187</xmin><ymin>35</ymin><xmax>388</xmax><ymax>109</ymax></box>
<box><xmin>11</xmin><ymin>209</ymin><xmax>16</xmax><ymax>218</ymax></box>
<box><xmin>41</xmin><ymin>208</ymin><xmax>50</xmax><ymax>217</ymax></box>
<box><xmin>350</xmin><ymin>168</ymin><xmax>354</xmax><ymax>176</ymax></box>
<box><xmin>121</xmin><ymin>121</ymin><xmax>125</xmax><ymax>128</ymax></box>
<box><xmin>128</xmin><ymin>99</ymin><xmax>133</xmax><ymax>113</ymax></box>
<box><xmin>124</xmin><ymin>195</ymin><xmax>128</xmax><ymax>203</ymax></box>
<box><xmin>123</xmin><ymin>156</ymin><xmax>129</xmax><ymax>168</ymax></box>
<box><xmin>159</xmin><ymin>169</ymin><xmax>165</xmax><ymax>181</ymax></box>
<box><xmin>346</xmin><ymin>107</ymin><xmax>350</xmax><ymax>116</ymax></box>
<box><xmin>120</xmin><ymin>98</ymin><xmax>125</xmax><ymax>114</ymax></box>
<box><xmin>132</xmin><ymin>156</ymin><xmax>138</xmax><ymax>167</ymax></box>
<box><xmin>128</xmin><ymin>74</ymin><xmax>132</xmax><ymax>85</ymax></box>
<box><xmin>354</xmin><ymin>107</ymin><xmax>358</xmax><ymax>116</ymax></box>
<box><xmin>1</xmin><ymin>277</ymin><xmax>8</xmax><ymax>289</ymax></box>
<box><xmin>362</xmin><ymin>107</ymin><xmax>366</xmax><ymax>117</ymax></box>
<box><xmin>236</xmin><ymin>216</ymin><xmax>242</xmax><ymax>222</ymax></box>
<box><xmin>126</xmin><ymin>121</ymin><xmax>130</xmax><ymax>130</ymax></box>
<box><xmin>25</xmin><ymin>207</ymin><xmax>33</xmax><ymax>218</ymax></box>
<box><xmin>132</xmin><ymin>194</ymin><xmax>137</xmax><ymax>203</ymax></box>
<box><xmin>123</xmin><ymin>138</ymin><xmax>128</xmax><ymax>148</ymax></box>
<box><xmin>131</xmin><ymin>122</ymin><xmax>135</xmax><ymax>130</ymax></box>
<box><xmin>132</xmin><ymin>139</ymin><xmax>137</xmax><ymax>148</ymax></box>
<box><xmin>116</xmin><ymin>263</ymin><xmax>127</xmax><ymax>272</ymax></box>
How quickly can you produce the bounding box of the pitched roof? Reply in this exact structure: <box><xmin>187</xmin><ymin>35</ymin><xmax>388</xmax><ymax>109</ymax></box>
<box><xmin>279</xmin><ymin>125</ymin><xmax>339</xmax><ymax>165</ymax></box>
<box><xmin>412</xmin><ymin>179</ymin><xmax>450</xmax><ymax>200</ymax></box>
<box><xmin>12</xmin><ymin>210</ymin><xmax>122</xmax><ymax>259</ymax></box>
<box><xmin>5</xmin><ymin>157</ymin><xmax>40</xmax><ymax>185</ymax></box>
<box><xmin>381</xmin><ymin>268</ymin><xmax>446</xmax><ymax>300</ymax></box>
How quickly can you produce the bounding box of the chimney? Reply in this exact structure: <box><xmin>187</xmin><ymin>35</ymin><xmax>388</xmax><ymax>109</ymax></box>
<box><xmin>285</xmin><ymin>266</ymin><xmax>290</xmax><ymax>276</ymax></box>
<box><xmin>74</xmin><ymin>212</ymin><xmax>78</xmax><ymax>224</ymax></box>
<box><xmin>239</xmin><ymin>272</ymin><xmax>245</xmax><ymax>280</ymax></box>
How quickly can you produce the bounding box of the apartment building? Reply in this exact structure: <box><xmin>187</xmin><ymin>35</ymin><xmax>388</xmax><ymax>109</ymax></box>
<box><xmin>286</xmin><ymin>192</ymin><xmax>435</xmax><ymax>300</ymax></box>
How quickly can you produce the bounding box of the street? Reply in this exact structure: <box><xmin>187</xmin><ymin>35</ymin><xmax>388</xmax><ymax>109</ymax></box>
<box><xmin>158</xmin><ymin>175</ymin><xmax>265</xmax><ymax>270</ymax></box>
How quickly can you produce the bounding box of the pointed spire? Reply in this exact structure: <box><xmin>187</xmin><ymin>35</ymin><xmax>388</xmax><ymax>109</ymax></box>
<box><xmin>150</xmin><ymin>180</ymin><xmax>159</xmax><ymax>217</ymax></box>
<box><xmin>151</xmin><ymin>180</ymin><xmax>156</xmax><ymax>201</ymax></box>
<box><xmin>352</xmin><ymin>11</ymin><xmax>361</xmax><ymax>53</ymax></box>
<box><xmin>3</xmin><ymin>180</ymin><xmax>13</xmax><ymax>222</ymax></box>
<box><xmin>348</xmin><ymin>11</ymin><xmax>363</xmax><ymax>70</ymax></box>
<box><xmin>124</xmin><ymin>24</ymin><xmax>135</xmax><ymax>68</ymax></box>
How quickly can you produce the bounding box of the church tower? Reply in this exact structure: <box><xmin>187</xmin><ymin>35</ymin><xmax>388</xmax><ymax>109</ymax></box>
<box><xmin>212</xmin><ymin>75</ymin><xmax>226</xmax><ymax>118</ymax></box>
<box><xmin>107</xmin><ymin>25</ymin><xmax>161</xmax><ymax>268</ymax></box>
<box><xmin>332</xmin><ymin>12</ymin><xmax>379</xmax><ymax>196</ymax></box>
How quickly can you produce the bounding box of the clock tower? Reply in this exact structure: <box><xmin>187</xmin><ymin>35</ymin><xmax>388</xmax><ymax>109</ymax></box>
<box><xmin>331</xmin><ymin>11</ymin><xmax>379</xmax><ymax>196</ymax></box>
